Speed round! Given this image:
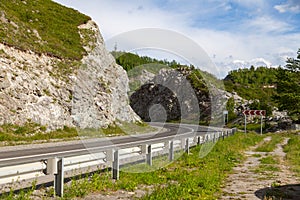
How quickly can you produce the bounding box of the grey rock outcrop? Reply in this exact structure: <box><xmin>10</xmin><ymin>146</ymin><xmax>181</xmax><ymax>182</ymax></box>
<box><xmin>130</xmin><ymin>69</ymin><xmax>205</xmax><ymax>122</ymax></box>
<box><xmin>0</xmin><ymin>20</ymin><xmax>140</xmax><ymax>130</ymax></box>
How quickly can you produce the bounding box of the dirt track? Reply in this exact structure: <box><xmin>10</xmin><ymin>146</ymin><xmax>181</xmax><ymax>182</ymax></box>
<box><xmin>221</xmin><ymin>137</ymin><xmax>300</xmax><ymax>200</ymax></box>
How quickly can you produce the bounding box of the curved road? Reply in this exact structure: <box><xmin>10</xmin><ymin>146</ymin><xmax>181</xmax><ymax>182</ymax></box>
<box><xmin>0</xmin><ymin>123</ymin><xmax>225</xmax><ymax>167</ymax></box>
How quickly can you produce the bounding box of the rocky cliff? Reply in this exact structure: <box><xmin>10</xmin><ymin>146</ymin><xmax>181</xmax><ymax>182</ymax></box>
<box><xmin>0</xmin><ymin>19</ymin><xmax>139</xmax><ymax>130</ymax></box>
<box><xmin>130</xmin><ymin>69</ymin><xmax>215</xmax><ymax>123</ymax></box>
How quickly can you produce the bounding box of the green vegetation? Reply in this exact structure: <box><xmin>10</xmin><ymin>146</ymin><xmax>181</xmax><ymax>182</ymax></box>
<box><xmin>235</xmin><ymin>123</ymin><xmax>267</xmax><ymax>132</ymax></box>
<box><xmin>0</xmin><ymin>180</ymin><xmax>37</xmax><ymax>200</ymax></box>
<box><xmin>224</xmin><ymin>66</ymin><xmax>277</xmax><ymax>115</ymax></box>
<box><xmin>259</xmin><ymin>156</ymin><xmax>278</xmax><ymax>164</ymax></box>
<box><xmin>0</xmin><ymin>122</ymin><xmax>154</xmax><ymax>145</ymax></box>
<box><xmin>226</xmin><ymin>97</ymin><xmax>237</xmax><ymax>122</ymax></box>
<box><xmin>224</xmin><ymin>66</ymin><xmax>277</xmax><ymax>100</ymax></box>
<box><xmin>111</xmin><ymin>51</ymin><xmax>170</xmax><ymax>72</ymax></box>
<box><xmin>253</xmin><ymin>164</ymin><xmax>280</xmax><ymax>173</ymax></box>
<box><xmin>112</xmin><ymin>51</ymin><xmax>219</xmax><ymax>94</ymax></box>
<box><xmin>0</xmin><ymin>0</ymin><xmax>90</xmax><ymax>60</ymax></box>
<box><xmin>255</xmin><ymin>134</ymin><xmax>283</xmax><ymax>152</ymax></box>
<box><xmin>275</xmin><ymin>49</ymin><xmax>300</xmax><ymax>122</ymax></box>
<box><xmin>22</xmin><ymin>132</ymin><xmax>262</xmax><ymax>200</ymax></box>
<box><xmin>0</xmin><ymin>122</ymin><xmax>77</xmax><ymax>144</ymax></box>
<box><xmin>284</xmin><ymin>133</ymin><xmax>300</xmax><ymax>176</ymax></box>
<box><xmin>252</xmin><ymin>154</ymin><xmax>262</xmax><ymax>158</ymax></box>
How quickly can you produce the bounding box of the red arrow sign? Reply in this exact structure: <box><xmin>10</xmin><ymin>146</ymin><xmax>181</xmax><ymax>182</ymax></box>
<box><xmin>243</xmin><ymin>110</ymin><xmax>266</xmax><ymax>116</ymax></box>
<box><xmin>255</xmin><ymin>110</ymin><xmax>261</xmax><ymax>115</ymax></box>
<box><xmin>243</xmin><ymin>110</ymin><xmax>250</xmax><ymax>115</ymax></box>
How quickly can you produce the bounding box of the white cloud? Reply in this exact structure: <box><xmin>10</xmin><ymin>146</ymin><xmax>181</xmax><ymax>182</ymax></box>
<box><xmin>54</xmin><ymin>0</ymin><xmax>300</xmax><ymax>78</ymax></box>
<box><xmin>274</xmin><ymin>0</ymin><xmax>300</xmax><ymax>13</ymax></box>
<box><xmin>243</xmin><ymin>16</ymin><xmax>293</xmax><ymax>34</ymax></box>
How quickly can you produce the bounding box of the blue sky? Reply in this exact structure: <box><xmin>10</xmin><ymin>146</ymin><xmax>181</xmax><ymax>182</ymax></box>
<box><xmin>54</xmin><ymin>0</ymin><xmax>300</xmax><ymax>77</ymax></box>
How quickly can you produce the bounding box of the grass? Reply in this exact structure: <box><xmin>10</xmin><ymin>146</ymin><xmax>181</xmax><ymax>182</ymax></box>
<box><xmin>0</xmin><ymin>122</ymin><xmax>155</xmax><ymax>146</ymax></box>
<box><xmin>0</xmin><ymin>180</ymin><xmax>37</xmax><ymax>200</ymax></box>
<box><xmin>35</xmin><ymin>132</ymin><xmax>263</xmax><ymax>200</ymax></box>
<box><xmin>0</xmin><ymin>0</ymin><xmax>95</xmax><ymax>80</ymax></box>
<box><xmin>253</xmin><ymin>165</ymin><xmax>280</xmax><ymax>174</ymax></box>
<box><xmin>236</xmin><ymin>123</ymin><xmax>266</xmax><ymax>132</ymax></box>
<box><xmin>259</xmin><ymin>156</ymin><xmax>278</xmax><ymax>164</ymax></box>
<box><xmin>0</xmin><ymin>0</ymin><xmax>91</xmax><ymax>60</ymax></box>
<box><xmin>255</xmin><ymin>134</ymin><xmax>283</xmax><ymax>152</ymax></box>
<box><xmin>283</xmin><ymin>132</ymin><xmax>300</xmax><ymax>176</ymax></box>
<box><xmin>0</xmin><ymin>122</ymin><xmax>77</xmax><ymax>144</ymax></box>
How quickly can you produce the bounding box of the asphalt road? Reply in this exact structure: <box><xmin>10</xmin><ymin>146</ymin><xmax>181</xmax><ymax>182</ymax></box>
<box><xmin>0</xmin><ymin>123</ymin><xmax>221</xmax><ymax>167</ymax></box>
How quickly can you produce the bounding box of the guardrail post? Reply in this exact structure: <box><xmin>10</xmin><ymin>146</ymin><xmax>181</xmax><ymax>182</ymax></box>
<box><xmin>169</xmin><ymin>141</ymin><xmax>174</xmax><ymax>161</ymax></box>
<box><xmin>197</xmin><ymin>136</ymin><xmax>201</xmax><ymax>145</ymax></box>
<box><xmin>185</xmin><ymin>138</ymin><xmax>190</xmax><ymax>154</ymax></box>
<box><xmin>222</xmin><ymin>131</ymin><xmax>225</xmax><ymax>140</ymax></box>
<box><xmin>54</xmin><ymin>158</ymin><xmax>64</xmax><ymax>197</ymax></box>
<box><xmin>106</xmin><ymin>149</ymin><xmax>114</xmax><ymax>166</ymax></box>
<box><xmin>112</xmin><ymin>150</ymin><xmax>119</xmax><ymax>180</ymax></box>
<box><xmin>146</xmin><ymin>145</ymin><xmax>152</xmax><ymax>166</ymax></box>
<box><xmin>232</xmin><ymin>128</ymin><xmax>237</xmax><ymax>135</ymax></box>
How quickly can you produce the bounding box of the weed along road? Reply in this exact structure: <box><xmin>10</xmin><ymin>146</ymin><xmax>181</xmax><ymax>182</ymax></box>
<box><xmin>0</xmin><ymin>123</ymin><xmax>224</xmax><ymax>168</ymax></box>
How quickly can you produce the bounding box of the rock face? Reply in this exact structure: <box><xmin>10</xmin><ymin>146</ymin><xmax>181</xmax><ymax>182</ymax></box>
<box><xmin>130</xmin><ymin>69</ymin><xmax>206</xmax><ymax>122</ymax></box>
<box><xmin>0</xmin><ymin>20</ymin><xmax>139</xmax><ymax>130</ymax></box>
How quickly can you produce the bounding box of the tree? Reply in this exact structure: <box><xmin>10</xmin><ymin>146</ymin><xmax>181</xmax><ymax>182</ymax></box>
<box><xmin>275</xmin><ymin>48</ymin><xmax>300</xmax><ymax>122</ymax></box>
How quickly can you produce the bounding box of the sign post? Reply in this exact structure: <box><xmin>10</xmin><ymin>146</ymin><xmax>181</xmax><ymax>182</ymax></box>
<box><xmin>242</xmin><ymin>110</ymin><xmax>266</xmax><ymax>134</ymax></box>
<box><xmin>244</xmin><ymin>114</ymin><xmax>247</xmax><ymax>133</ymax></box>
<box><xmin>260</xmin><ymin>115</ymin><xmax>263</xmax><ymax>135</ymax></box>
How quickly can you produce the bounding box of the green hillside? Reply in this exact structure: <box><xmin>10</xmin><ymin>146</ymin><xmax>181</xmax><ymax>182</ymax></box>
<box><xmin>0</xmin><ymin>0</ymin><xmax>91</xmax><ymax>60</ymax></box>
<box><xmin>112</xmin><ymin>51</ymin><xmax>219</xmax><ymax>95</ymax></box>
<box><xmin>224</xmin><ymin>67</ymin><xmax>278</xmax><ymax>106</ymax></box>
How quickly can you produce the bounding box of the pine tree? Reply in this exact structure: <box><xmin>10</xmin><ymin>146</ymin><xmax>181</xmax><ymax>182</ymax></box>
<box><xmin>275</xmin><ymin>49</ymin><xmax>300</xmax><ymax>122</ymax></box>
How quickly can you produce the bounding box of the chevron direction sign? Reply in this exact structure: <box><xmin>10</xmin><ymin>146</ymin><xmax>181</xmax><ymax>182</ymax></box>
<box><xmin>242</xmin><ymin>110</ymin><xmax>266</xmax><ymax>116</ymax></box>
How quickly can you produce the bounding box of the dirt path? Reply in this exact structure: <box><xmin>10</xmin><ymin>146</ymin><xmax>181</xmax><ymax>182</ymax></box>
<box><xmin>221</xmin><ymin>137</ymin><xmax>300</xmax><ymax>200</ymax></box>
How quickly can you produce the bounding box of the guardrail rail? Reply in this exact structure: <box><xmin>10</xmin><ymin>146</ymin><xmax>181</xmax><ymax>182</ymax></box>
<box><xmin>0</xmin><ymin>126</ymin><xmax>237</xmax><ymax>197</ymax></box>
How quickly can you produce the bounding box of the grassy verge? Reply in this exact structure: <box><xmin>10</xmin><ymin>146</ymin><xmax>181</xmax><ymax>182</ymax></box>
<box><xmin>283</xmin><ymin>132</ymin><xmax>300</xmax><ymax>176</ymax></box>
<box><xmin>0</xmin><ymin>122</ymin><xmax>155</xmax><ymax>146</ymax></box>
<box><xmin>0</xmin><ymin>0</ymin><xmax>90</xmax><ymax>60</ymax></box>
<box><xmin>255</xmin><ymin>134</ymin><xmax>283</xmax><ymax>152</ymax></box>
<box><xmin>32</xmin><ymin>132</ymin><xmax>264</xmax><ymax>200</ymax></box>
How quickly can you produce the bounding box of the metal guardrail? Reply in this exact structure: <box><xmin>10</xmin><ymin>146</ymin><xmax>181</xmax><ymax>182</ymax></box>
<box><xmin>0</xmin><ymin>127</ymin><xmax>236</xmax><ymax>197</ymax></box>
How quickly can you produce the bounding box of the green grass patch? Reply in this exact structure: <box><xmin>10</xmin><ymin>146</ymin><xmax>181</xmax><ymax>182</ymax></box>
<box><xmin>252</xmin><ymin>154</ymin><xmax>262</xmax><ymax>158</ymax></box>
<box><xmin>284</xmin><ymin>133</ymin><xmax>300</xmax><ymax>176</ymax></box>
<box><xmin>39</xmin><ymin>132</ymin><xmax>264</xmax><ymax>199</ymax></box>
<box><xmin>235</xmin><ymin>123</ymin><xmax>268</xmax><ymax>133</ymax></box>
<box><xmin>0</xmin><ymin>122</ymin><xmax>155</xmax><ymax>145</ymax></box>
<box><xmin>255</xmin><ymin>134</ymin><xmax>283</xmax><ymax>152</ymax></box>
<box><xmin>253</xmin><ymin>165</ymin><xmax>280</xmax><ymax>174</ymax></box>
<box><xmin>0</xmin><ymin>0</ymin><xmax>91</xmax><ymax>60</ymax></box>
<box><xmin>0</xmin><ymin>123</ymin><xmax>78</xmax><ymax>144</ymax></box>
<box><xmin>260</xmin><ymin>156</ymin><xmax>278</xmax><ymax>164</ymax></box>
